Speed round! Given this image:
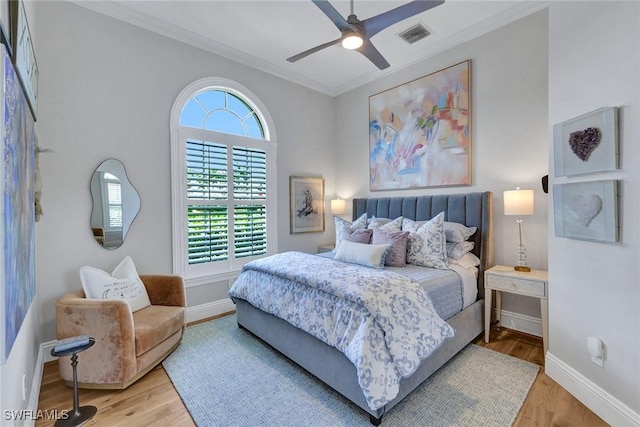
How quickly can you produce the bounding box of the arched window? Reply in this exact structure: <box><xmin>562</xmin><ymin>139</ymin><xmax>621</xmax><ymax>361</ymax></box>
<box><xmin>171</xmin><ymin>78</ymin><xmax>277</xmax><ymax>280</ymax></box>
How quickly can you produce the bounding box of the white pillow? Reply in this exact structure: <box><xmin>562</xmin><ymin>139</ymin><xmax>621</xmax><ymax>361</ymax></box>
<box><xmin>334</xmin><ymin>240</ymin><xmax>391</xmax><ymax>269</ymax></box>
<box><xmin>443</xmin><ymin>221</ymin><xmax>477</xmax><ymax>243</ymax></box>
<box><xmin>334</xmin><ymin>213</ymin><xmax>367</xmax><ymax>249</ymax></box>
<box><xmin>79</xmin><ymin>256</ymin><xmax>151</xmax><ymax>312</ymax></box>
<box><xmin>405</xmin><ymin>212</ymin><xmax>448</xmax><ymax>269</ymax></box>
<box><xmin>448</xmin><ymin>252</ymin><xmax>481</xmax><ymax>269</ymax></box>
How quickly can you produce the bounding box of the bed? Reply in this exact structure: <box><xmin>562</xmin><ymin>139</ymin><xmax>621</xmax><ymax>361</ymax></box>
<box><xmin>230</xmin><ymin>192</ymin><xmax>493</xmax><ymax>425</ymax></box>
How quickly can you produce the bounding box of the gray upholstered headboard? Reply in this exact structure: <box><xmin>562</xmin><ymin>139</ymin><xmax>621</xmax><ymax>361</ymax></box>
<box><xmin>352</xmin><ymin>191</ymin><xmax>494</xmax><ymax>299</ymax></box>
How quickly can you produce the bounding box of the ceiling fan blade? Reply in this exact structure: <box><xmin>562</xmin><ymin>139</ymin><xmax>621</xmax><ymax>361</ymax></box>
<box><xmin>362</xmin><ymin>0</ymin><xmax>444</xmax><ymax>38</ymax></box>
<box><xmin>358</xmin><ymin>39</ymin><xmax>390</xmax><ymax>70</ymax></box>
<box><xmin>287</xmin><ymin>37</ymin><xmax>343</xmax><ymax>63</ymax></box>
<box><xmin>311</xmin><ymin>0</ymin><xmax>352</xmax><ymax>32</ymax></box>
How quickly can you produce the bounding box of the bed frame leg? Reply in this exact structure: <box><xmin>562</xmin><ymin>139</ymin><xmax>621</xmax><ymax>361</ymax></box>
<box><xmin>369</xmin><ymin>414</ymin><xmax>382</xmax><ymax>426</ymax></box>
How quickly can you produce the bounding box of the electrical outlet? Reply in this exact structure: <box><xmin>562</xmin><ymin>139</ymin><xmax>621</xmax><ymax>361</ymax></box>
<box><xmin>587</xmin><ymin>336</ymin><xmax>604</xmax><ymax>368</ymax></box>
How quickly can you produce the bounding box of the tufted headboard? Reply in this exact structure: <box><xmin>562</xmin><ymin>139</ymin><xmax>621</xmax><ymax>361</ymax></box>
<box><xmin>352</xmin><ymin>191</ymin><xmax>494</xmax><ymax>299</ymax></box>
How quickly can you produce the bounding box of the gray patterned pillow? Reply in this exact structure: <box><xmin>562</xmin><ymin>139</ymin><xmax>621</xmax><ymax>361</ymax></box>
<box><xmin>368</xmin><ymin>216</ymin><xmax>403</xmax><ymax>233</ymax></box>
<box><xmin>405</xmin><ymin>212</ymin><xmax>448</xmax><ymax>269</ymax></box>
<box><xmin>334</xmin><ymin>213</ymin><xmax>367</xmax><ymax>249</ymax></box>
<box><xmin>372</xmin><ymin>228</ymin><xmax>409</xmax><ymax>267</ymax></box>
<box><xmin>443</xmin><ymin>221</ymin><xmax>477</xmax><ymax>243</ymax></box>
<box><xmin>446</xmin><ymin>241</ymin><xmax>475</xmax><ymax>259</ymax></box>
<box><xmin>338</xmin><ymin>227</ymin><xmax>373</xmax><ymax>245</ymax></box>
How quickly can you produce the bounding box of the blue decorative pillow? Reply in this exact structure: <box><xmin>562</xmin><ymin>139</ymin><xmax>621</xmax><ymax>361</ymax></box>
<box><xmin>404</xmin><ymin>212</ymin><xmax>448</xmax><ymax>269</ymax></box>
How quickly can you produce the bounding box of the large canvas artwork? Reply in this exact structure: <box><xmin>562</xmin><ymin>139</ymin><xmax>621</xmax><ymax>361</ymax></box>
<box><xmin>369</xmin><ymin>60</ymin><xmax>471</xmax><ymax>190</ymax></box>
<box><xmin>1</xmin><ymin>44</ymin><xmax>35</xmax><ymax>364</ymax></box>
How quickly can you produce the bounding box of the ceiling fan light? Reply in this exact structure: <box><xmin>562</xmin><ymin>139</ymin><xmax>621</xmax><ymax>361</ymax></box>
<box><xmin>342</xmin><ymin>33</ymin><xmax>363</xmax><ymax>50</ymax></box>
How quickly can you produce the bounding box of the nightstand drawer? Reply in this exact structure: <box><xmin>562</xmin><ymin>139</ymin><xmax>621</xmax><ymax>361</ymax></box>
<box><xmin>486</xmin><ymin>274</ymin><xmax>546</xmax><ymax>297</ymax></box>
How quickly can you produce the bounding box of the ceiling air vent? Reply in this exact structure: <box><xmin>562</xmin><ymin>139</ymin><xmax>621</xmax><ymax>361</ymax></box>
<box><xmin>398</xmin><ymin>23</ymin><xmax>431</xmax><ymax>44</ymax></box>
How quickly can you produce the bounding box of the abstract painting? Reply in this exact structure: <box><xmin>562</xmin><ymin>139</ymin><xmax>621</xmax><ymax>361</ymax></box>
<box><xmin>289</xmin><ymin>176</ymin><xmax>324</xmax><ymax>234</ymax></box>
<box><xmin>553</xmin><ymin>107</ymin><xmax>618</xmax><ymax>177</ymax></box>
<box><xmin>553</xmin><ymin>180</ymin><xmax>619</xmax><ymax>243</ymax></box>
<box><xmin>1</xmin><ymin>44</ymin><xmax>35</xmax><ymax>364</ymax></box>
<box><xmin>369</xmin><ymin>60</ymin><xmax>471</xmax><ymax>190</ymax></box>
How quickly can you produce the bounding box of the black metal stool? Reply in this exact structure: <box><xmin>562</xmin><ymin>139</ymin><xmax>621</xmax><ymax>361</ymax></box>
<box><xmin>50</xmin><ymin>338</ymin><xmax>97</xmax><ymax>427</ymax></box>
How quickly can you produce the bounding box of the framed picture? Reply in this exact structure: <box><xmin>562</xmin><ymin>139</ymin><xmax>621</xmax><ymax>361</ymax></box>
<box><xmin>553</xmin><ymin>180</ymin><xmax>619</xmax><ymax>243</ymax></box>
<box><xmin>0</xmin><ymin>0</ymin><xmax>11</xmax><ymax>57</ymax></box>
<box><xmin>369</xmin><ymin>60</ymin><xmax>471</xmax><ymax>191</ymax></box>
<box><xmin>10</xmin><ymin>0</ymin><xmax>37</xmax><ymax>120</ymax></box>
<box><xmin>553</xmin><ymin>107</ymin><xmax>618</xmax><ymax>177</ymax></box>
<box><xmin>1</xmin><ymin>44</ymin><xmax>36</xmax><ymax>364</ymax></box>
<box><xmin>289</xmin><ymin>176</ymin><xmax>324</xmax><ymax>234</ymax></box>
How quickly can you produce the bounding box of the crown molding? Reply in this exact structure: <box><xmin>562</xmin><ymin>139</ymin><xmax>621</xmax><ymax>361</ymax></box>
<box><xmin>68</xmin><ymin>0</ymin><xmax>548</xmax><ymax>98</ymax></box>
<box><xmin>332</xmin><ymin>1</ymin><xmax>549</xmax><ymax>95</ymax></box>
<box><xmin>68</xmin><ymin>0</ymin><xmax>336</xmax><ymax>95</ymax></box>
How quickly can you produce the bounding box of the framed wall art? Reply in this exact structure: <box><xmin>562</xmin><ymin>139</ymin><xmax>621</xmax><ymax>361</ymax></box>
<box><xmin>0</xmin><ymin>0</ymin><xmax>11</xmax><ymax>57</ymax></box>
<box><xmin>10</xmin><ymin>0</ymin><xmax>37</xmax><ymax>120</ymax></box>
<box><xmin>1</xmin><ymin>44</ymin><xmax>36</xmax><ymax>364</ymax></box>
<box><xmin>553</xmin><ymin>107</ymin><xmax>618</xmax><ymax>177</ymax></box>
<box><xmin>553</xmin><ymin>180</ymin><xmax>619</xmax><ymax>243</ymax></box>
<box><xmin>369</xmin><ymin>60</ymin><xmax>471</xmax><ymax>191</ymax></box>
<box><xmin>289</xmin><ymin>176</ymin><xmax>325</xmax><ymax>234</ymax></box>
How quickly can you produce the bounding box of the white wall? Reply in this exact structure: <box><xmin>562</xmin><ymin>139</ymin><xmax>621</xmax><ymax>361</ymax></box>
<box><xmin>334</xmin><ymin>11</ymin><xmax>549</xmax><ymax>323</ymax></box>
<box><xmin>547</xmin><ymin>2</ymin><xmax>640</xmax><ymax>424</ymax></box>
<box><xmin>32</xmin><ymin>1</ymin><xmax>337</xmax><ymax>342</ymax></box>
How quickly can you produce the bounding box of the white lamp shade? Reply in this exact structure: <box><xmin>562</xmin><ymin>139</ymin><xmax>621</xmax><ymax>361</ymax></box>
<box><xmin>330</xmin><ymin>199</ymin><xmax>346</xmax><ymax>215</ymax></box>
<box><xmin>503</xmin><ymin>189</ymin><xmax>534</xmax><ymax>216</ymax></box>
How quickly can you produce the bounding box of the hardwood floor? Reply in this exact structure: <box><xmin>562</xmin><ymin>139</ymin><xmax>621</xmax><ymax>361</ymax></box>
<box><xmin>36</xmin><ymin>319</ymin><xmax>608</xmax><ymax>427</ymax></box>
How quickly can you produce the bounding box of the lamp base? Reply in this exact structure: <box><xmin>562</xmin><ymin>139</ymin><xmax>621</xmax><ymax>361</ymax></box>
<box><xmin>514</xmin><ymin>265</ymin><xmax>531</xmax><ymax>272</ymax></box>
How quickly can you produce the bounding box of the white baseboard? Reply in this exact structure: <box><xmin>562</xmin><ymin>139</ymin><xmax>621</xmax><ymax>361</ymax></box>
<box><xmin>22</xmin><ymin>344</ymin><xmax>47</xmax><ymax>427</ymax></box>
<box><xmin>546</xmin><ymin>352</ymin><xmax>640</xmax><ymax>426</ymax></box>
<box><xmin>186</xmin><ymin>298</ymin><xmax>236</xmax><ymax>324</ymax></box>
<box><xmin>498</xmin><ymin>309</ymin><xmax>542</xmax><ymax>337</ymax></box>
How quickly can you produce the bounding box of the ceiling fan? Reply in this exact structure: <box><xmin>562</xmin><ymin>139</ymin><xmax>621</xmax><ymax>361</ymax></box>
<box><xmin>287</xmin><ymin>0</ymin><xmax>444</xmax><ymax>70</ymax></box>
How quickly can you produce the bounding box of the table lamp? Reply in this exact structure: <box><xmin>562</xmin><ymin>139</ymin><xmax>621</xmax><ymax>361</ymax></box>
<box><xmin>330</xmin><ymin>198</ymin><xmax>346</xmax><ymax>216</ymax></box>
<box><xmin>504</xmin><ymin>188</ymin><xmax>534</xmax><ymax>272</ymax></box>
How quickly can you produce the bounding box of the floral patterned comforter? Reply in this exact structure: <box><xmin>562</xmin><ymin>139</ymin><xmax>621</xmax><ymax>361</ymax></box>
<box><xmin>228</xmin><ymin>251</ymin><xmax>455</xmax><ymax>410</ymax></box>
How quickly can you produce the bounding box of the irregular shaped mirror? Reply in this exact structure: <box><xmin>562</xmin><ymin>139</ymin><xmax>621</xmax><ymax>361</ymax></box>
<box><xmin>90</xmin><ymin>159</ymin><xmax>140</xmax><ymax>249</ymax></box>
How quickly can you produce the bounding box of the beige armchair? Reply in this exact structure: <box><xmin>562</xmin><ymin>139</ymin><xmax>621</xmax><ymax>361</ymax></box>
<box><xmin>55</xmin><ymin>275</ymin><xmax>186</xmax><ymax>389</ymax></box>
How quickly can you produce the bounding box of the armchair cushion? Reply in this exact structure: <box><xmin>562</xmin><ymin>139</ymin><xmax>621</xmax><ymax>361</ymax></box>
<box><xmin>133</xmin><ymin>305</ymin><xmax>184</xmax><ymax>357</ymax></box>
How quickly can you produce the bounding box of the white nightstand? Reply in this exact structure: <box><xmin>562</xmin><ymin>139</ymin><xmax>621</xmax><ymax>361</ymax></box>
<box><xmin>484</xmin><ymin>265</ymin><xmax>548</xmax><ymax>354</ymax></box>
<box><xmin>317</xmin><ymin>244</ymin><xmax>335</xmax><ymax>253</ymax></box>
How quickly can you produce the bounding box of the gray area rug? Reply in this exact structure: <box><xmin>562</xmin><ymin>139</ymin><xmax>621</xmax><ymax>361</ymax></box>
<box><xmin>163</xmin><ymin>314</ymin><xmax>539</xmax><ymax>427</ymax></box>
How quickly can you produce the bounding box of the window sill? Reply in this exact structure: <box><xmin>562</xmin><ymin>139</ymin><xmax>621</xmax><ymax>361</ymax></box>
<box><xmin>183</xmin><ymin>270</ymin><xmax>242</xmax><ymax>288</ymax></box>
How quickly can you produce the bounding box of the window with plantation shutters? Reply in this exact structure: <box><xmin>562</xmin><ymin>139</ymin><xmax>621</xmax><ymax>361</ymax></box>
<box><xmin>171</xmin><ymin>80</ymin><xmax>277</xmax><ymax>280</ymax></box>
<box><xmin>103</xmin><ymin>173</ymin><xmax>122</xmax><ymax>230</ymax></box>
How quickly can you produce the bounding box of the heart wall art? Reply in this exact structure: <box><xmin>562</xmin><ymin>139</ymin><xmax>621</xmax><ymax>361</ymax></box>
<box><xmin>553</xmin><ymin>107</ymin><xmax>619</xmax><ymax>177</ymax></box>
<box><xmin>553</xmin><ymin>180</ymin><xmax>619</xmax><ymax>243</ymax></box>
